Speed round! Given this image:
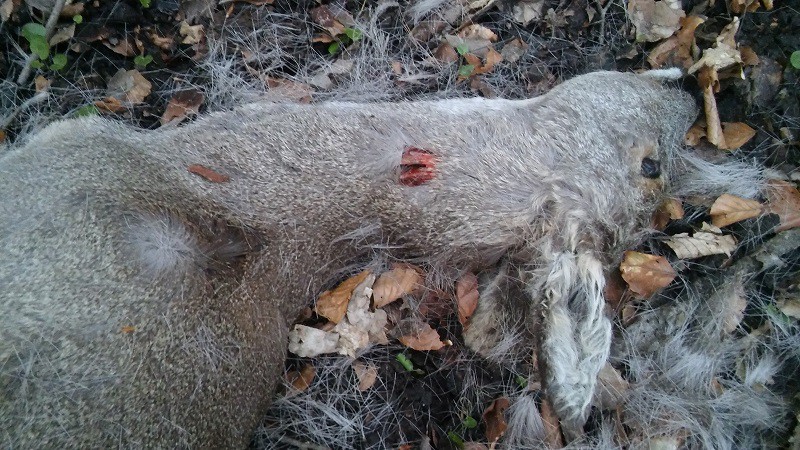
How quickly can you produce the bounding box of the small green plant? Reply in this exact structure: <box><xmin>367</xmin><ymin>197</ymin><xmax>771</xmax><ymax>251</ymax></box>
<box><xmin>134</xmin><ymin>54</ymin><xmax>154</xmax><ymax>69</ymax></box>
<box><xmin>73</xmin><ymin>14</ymin><xmax>83</xmax><ymax>24</ymax></box>
<box><xmin>21</xmin><ymin>23</ymin><xmax>49</xmax><ymax>60</ymax></box>
<box><xmin>139</xmin><ymin>0</ymin><xmax>151</xmax><ymax>8</ymax></box>
<box><xmin>458</xmin><ymin>64</ymin><xmax>475</xmax><ymax>77</ymax></box>
<box><xmin>447</xmin><ymin>431</ymin><xmax>465</xmax><ymax>449</ymax></box>
<box><xmin>456</xmin><ymin>43</ymin><xmax>469</xmax><ymax>56</ymax></box>
<box><xmin>791</xmin><ymin>51</ymin><xmax>800</xmax><ymax>69</ymax></box>
<box><xmin>327</xmin><ymin>27</ymin><xmax>363</xmax><ymax>55</ymax></box>
<box><xmin>462</xmin><ymin>415</ymin><xmax>478</xmax><ymax>429</ymax></box>
<box><xmin>395</xmin><ymin>353</ymin><xmax>424</xmax><ymax>375</ymax></box>
<box><xmin>50</xmin><ymin>53</ymin><xmax>68</xmax><ymax>71</ymax></box>
<box><xmin>73</xmin><ymin>104</ymin><xmax>100</xmax><ymax>117</ymax></box>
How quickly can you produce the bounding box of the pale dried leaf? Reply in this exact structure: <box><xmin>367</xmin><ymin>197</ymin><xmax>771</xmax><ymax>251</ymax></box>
<box><xmin>620</xmin><ymin>251</ymin><xmax>677</xmax><ymax>298</ymax></box>
<box><xmin>456</xmin><ymin>273</ymin><xmax>479</xmax><ymax>326</ymax></box>
<box><xmin>342</xmin><ymin>272</ymin><xmax>388</xmax><ymax>346</ymax></box>
<box><xmin>49</xmin><ymin>23</ymin><xmax>75</xmax><ymax>46</ymax></box>
<box><xmin>766</xmin><ymin>179</ymin><xmax>800</xmax><ymax>231</ymax></box>
<box><xmin>373</xmin><ymin>264</ymin><xmax>423</xmax><ymax>308</ymax></box>
<box><xmin>285</xmin><ymin>363</ymin><xmax>316</xmax><ymax>392</ymax></box>
<box><xmin>316</xmin><ymin>270</ymin><xmax>372</xmax><ymax>324</ymax></box>
<box><xmin>398</xmin><ymin>321</ymin><xmax>445</xmax><ymax>351</ymax></box>
<box><xmin>777</xmin><ymin>298</ymin><xmax>800</xmax><ymax>319</ymax></box>
<box><xmin>0</xmin><ymin>0</ymin><xmax>13</xmax><ymax>22</ymax></box>
<box><xmin>647</xmin><ymin>14</ymin><xmax>703</xmax><ymax>68</ymax></box>
<box><xmin>540</xmin><ymin>397</ymin><xmax>564</xmax><ymax>448</ymax></box>
<box><xmin>288</xmin><ymin>325</ymin><xmax>339</xmax><ymax>357</ymax></box>
<box><xmin>595</xmin><ymin>363</ymin><xmax>630</xmax><ymax>410</ymax></box>
<box><xmin>107</xmin><ymin>69</ymin><xmax>152</xmax><ymax>104</ymax></box>
<box><xmin>628</xmin><ymin>0</ymin><xmax>685</xmax><ymax>43</ymax></box>
<box><xmin>512</xmin><ymin>0</ymin><xmax>545</xmax><ymax>25</ymax></box>
<box><xmin>500</xmin><ymin>38</ymin><xmax>528</xmax><ymax>63</ymax></box>
<box><xmin>701</xmin><ymin>77</ymin><xmax>726</xmax><ymax>148</ymax></box>
<box><xmin>665</xmin><ymin>222</ymin><xmax>737</xmax><ymax>259</ymax></box>
<box><xmin>688</xmin><ymin>18</ymin><xmax>742</xmax><ymax>75</ymax></box>
<box><xmin>710</xmin><ymin>194</ymin><xmax>763</xmax><ymax>227</ymax></box>
<box><xmin>161</xmin><ymin>90</ymin><xmax>204</xmax><ymax>126</ymax></box>
<box><xmin>179</xmin><ymin>21</ymin><xmax>204</xmax><ymax>45</ymax></box>
<box><xmin>721</xmin><ymin>122</ymin><xmax>756</xmax><ymax>149</ymax></box>
<box><xmin>722</xmin><ymin>278</ymin><xmax>747</xmax><ymax>332</ymax></box>
<box><xmin>483</xmin><ymin>397</ymin><xmax>510</xmax><ymax>444</ymax></box>
<box><xmin>352</xmin><ymin>361</ymin><xmax>378</xmax><ymax>391</ymax></box>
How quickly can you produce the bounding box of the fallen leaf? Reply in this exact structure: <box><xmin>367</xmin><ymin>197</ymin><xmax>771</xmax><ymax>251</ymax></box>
<box><xmin>540</xmin><ymin>397</ymin><xmax>564</xmax><ymax>448</ymax></box>
<box><xmin>776</xmin><ymin>298</ymin><xmax>800</xmax><ymax>320</ymax></box>
<box><xmin>179</xmin><ymin>21</ymin><xmax>204</xmax><ymax>45</ymax></box>
<box><xmin>434</xmin><ymin>43</ymin><xmax>460</xmax><ymax>64</ymax></box>
<box><xmin>731</xmin><ymin>0</ymin><xmax>760</xmax><ymax>13</ymax></box>
<box><xmin>316</xmin><ymin>270</ymin><xmax>372</xmax><ymax>324</ymax></box>
<box><xmin>49</xmin><ymin>23</ymin><xmax>75</xmax><ymax>46</ymax></box>
<box><xmin>512</xmin><ymin>0</ymin><xmax>545</xmax><ymax>25</ymax></box>
<box><xmin>595</xmin><ymin>363</ymin><xmax>630</xmax><ymax>410</ymax></box>
<box><xmin>652</xmin><ymin>197</ymin><xmax>684</xmax><ymax>230</ymax></box>
<box><xmin>620</xmin><ymin>251</ymin><xmax>677</xmax><ymax>298</ymax></box>
<box><xmin>103</xmin><ymin>36</ymin><xmax>137</xmax><ymax>57</ymax></box>
<box><xmin>285</xmin><ymin>363</ymin><xmax>316</xmax><ymax>391</ymax></box>
<box><xmin>352</xmin><ymin>360</ymin><xmax>378</xmax><ymax>391</ymax></box>
<box><xmin>740</xmin><ymin>46</ymin><xmax>760</xmax><ymax>66</ymax></box>
<box><xmin>765</xmin><ymin>179</ymin><xmax>800</xmax><ymax>231</ymax></box>
<box><xmin>628</xmin><ymin>0</ymin><xmax>685</xmax><ymax>43</ymax></box>
<box><xmin>500</xmin><ymin>38</ymin><xmax>528</xmax><ymax>64</ymax></box>
<box><xmin>482</xmin><ymin>397</ymin><xmax>510</xmax><ymax>444</ymax></box>
<box><xmin>107</xmin><ymin>69</ymin><xmax>152</xmax><ymax>104</ymax></box>
<box><xmin>373</xmin><ymin>263</ymin><xmax>423</xmax><ymax>307</ymax></box>
<box><xmin>309</xmin><ymin>5</ymin><xmax>346</xmax><ymax>37</ymax></box>
<box><xmin>720</xmin><ymin>277</ymin><xmax>747</xmax><ymax>332</ymax></box>
<box><xmin>287</xmin><ymin>324</ymin><xmax>339</xmax><ymax>357</ymax></box>
<box><xmin>664</xmin><ymin>222</ymin><xmax>737</xmax><ymax>259</ymax></box>
<box><xmin>699</xmin><ymin>67</ymin><xmax>726</xmax><ymax>149</ymax></box>
<box><xmin>161</xmin><ymin>90</ymin><xmax>204</xmax><ymax>126</ymax></box>
<box><xmin>688</xmin><ymin>18</ymin><xmax>742</xmax><ymax>77</ymax></box>
<box><xmin>187</xmin><ymin>164</ymin><xmax>230</xmax><ymax>183</ymax></box>
<box><xmin>685</xmin><ymin>122</ymin><xmax>707</xmax><ymax>146</ymax></box>
<box><xmin>710</xmin><ymin>194</ymin><xmax>763</xmax><ymax>227</ymax></box>
<box><xmin>647</xmin><ymin>15</ymin><xmax>704</xmax><ymax>68</ymax></box>
<box><xmin>721</xmin><ymin>122</ymin><xmax>756</xmax><ymax>150</ymax></box>
<box><xmin>34</xmin><ymin>75</ymin><xmax>51</xmax><ymax>92</ymax></box>
<box><xmin>456</xmin><ymin>273</ymin><xmax>479</xmax><ymax>326</ymax></box>
<box><xmin>94</xmin><ymin>97</ymin><xmax>125</xmax><ymax>113</ymax></box>
<box><xmin>398</xmin><ymin>321</ymin><xmax>445</xmax><ymax>351</ymax></box>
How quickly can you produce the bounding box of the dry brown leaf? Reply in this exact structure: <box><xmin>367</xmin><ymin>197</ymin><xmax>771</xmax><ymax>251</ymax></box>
<box><xmin>685</xmin><ymin>122</ymin><xmax>707</xmax><ymax>146</ymax></box>
<box><xmin>373</xmin><ymin>264</ymin><xmax>423</xmax><ymax>308</ymax></box>
<box><xmin>628</xmin><ymin>0</ymin><xmax>685</xmax><ymax>43</ymax></box>
<box><xmin>352</xmin><ymin>361</ymin><xmax>378</xmax><ymax>391</ymax></box>
<box><xmin>710</xmin><ymin>194</ymin><xmax>763</xmax><ymax>227</ymax></box>
<box><xmin>316</xmin><ymin>270</ymin><xmax>372</xmax><ymax>324</ymax></box>
<box><xmin>161</xmin><ymin>90</ymin><xmax>204</xmax><ymax>126</ymax></box>
<box><xmin>721</xmin><ymin>122</ymin><xmax>756</xmax><ymax>149</ymax></box>
<box><xmin>456</xmin><ymin>273</ymin><xmax>479</xmax><ymax>326</ymax></box>
<box><xmin>482</xmin><ymin>397</ymin><xmax>510</xmax><ymax>444</ymax></box>
<box><xmin>49</xmin><ymin>23</ymin><xmax>75</xmax><ymax>46</ymax></box>
<box><xmin>34</xmin><ymin>75</ymin><xmax>50</xmax><ymax>92</ymax></box>
<box><xmin>398</xmin><ymin>321</ymin><xmax>445</xmax><ymax>351</ymax></box>
<box><xmin>665</xmin><ymin>223</ymin><xmax>737</xmax><ymax>259</ymax></box>
<box><xmin>688</xmin><ymin>18</ymin><xmax>742</xmax><ymax>77</ymax></box>
<box><xmin>647</xmin><ymin>15</ymin><xmax>704</xmax><ymax>68</ymax></box>
<box><xmin>458</xmin><ymin>24</ymin><xmax>499</xmax><ymax>43</ymax></box>
<box><xmin>620</xmin><ymin>251</ymin><xmax>677</xmax><ymax>298</ymax></box>
<box><xmin>309</xmin><ymin>5</ymin><xmax>346</xmax><ymax>37</ymax></box>
<box><xmin>766</xmin><ymin>179</ymin><xmax>800</xmax><ymax>231</ymax></box>
<box><xmin>285</xmin><ymin>363</ymin><xmax>316</xmax><ymax>392</ymax></box>
<box><xmin>512</xmin><ymin>0</ymin><xmax>544</xmax><ymax>25</ymax></box>
<box><xmin>731</xmin><ymin>0</ymin><xmax>760</xmax><ymax>13</ymax></box>
<box><xmin>540</xmin><ymin>397</ymin><xmax>564</xmax><ymax>448</ymax></box>
<box><xmin>179</xmin><ymin>21</ymin><xmax>204</xmax><ymax>45</ymax></box>
<box><xmin>699</xmin><ymin>67</ymin><xmax>726</xmax><ymax>149</ymax></box>
<box><xmin>740</xmin><ymin>46</ymin><xmax>760</xmax><ymax>66</ymax></box>
<box><xmin>94</xmin><ymin>97</ymin><xmax>125</xmax><ymax>113</ymax></box>
<box><xmin>652</xmin><ymin>197</ymin><xmax>685</xmax><ymax>230</ymax></box>
<box><xmin>596</xmin><ymin>362</ymin><xmax>630</xmax><ymax>410</ymax></box>
<box><xmin>777</xmin><ymin>298</ymin><xmax>800</xmax><ymax>319</ymax></box>
<box><xmin>434</xmin><ymin>43</ymin><xmax>460</xmax><ymax>64</ymax></box>
<box><xmin>107</xmin><ymin>69</ymin><xmax>152</xmax><ymax>104</ymax></box>
<box><xmin>500</xmin><ymin>38</ymin><xmax>529</xmax><ymax>63</ymax></box>
<box><xmin>149</xmin><ymin>32</ymin><xmax>175</xmax><ymax>51</ymax></box>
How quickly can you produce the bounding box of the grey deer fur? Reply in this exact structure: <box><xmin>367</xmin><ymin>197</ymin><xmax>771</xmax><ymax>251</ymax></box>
<box><xmin>0</xmin><ymin>70</ymin><xmax>696</xmax><ymax>447</ymax></box>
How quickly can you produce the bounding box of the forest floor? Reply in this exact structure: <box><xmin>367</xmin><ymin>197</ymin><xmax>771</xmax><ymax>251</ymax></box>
<box><xmin>1</xmin><ymin>0</ymin><xmax>799</xmax><ymax>448</ymax></box>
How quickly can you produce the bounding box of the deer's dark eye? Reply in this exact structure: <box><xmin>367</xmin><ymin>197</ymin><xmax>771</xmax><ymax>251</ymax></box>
<box><xmin>641</xmin><ymin>157</ymin><xmax>661</xmax><ymax>179</ymax></box>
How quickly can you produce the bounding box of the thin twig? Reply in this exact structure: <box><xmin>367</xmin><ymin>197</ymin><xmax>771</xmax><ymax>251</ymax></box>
<box><xmin>0</xmin><ymin>90</ymin><xmax>49</xmax><ymax>131</ymax></box>
<box><xmin>16</xmin><ymin>0</ymin><xmax>67</xmax><ymax>85</ymax></box>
